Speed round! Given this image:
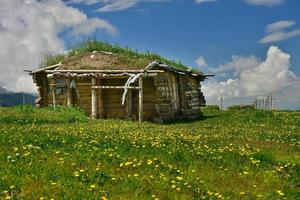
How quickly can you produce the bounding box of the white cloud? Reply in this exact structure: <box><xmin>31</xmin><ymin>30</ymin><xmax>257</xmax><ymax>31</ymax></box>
<box><xmin>202</xmin><ymin>46</ymin><xmax>300</xmax><ymax>109</ymax></box>
<box><xmin>68</xmin><ymin>0</ymin><xmax>170</xmax><ymax>12</ymax></box>
<box><xmin>0</xmin><ymin>0</ymin><xmax>116</xmax><ymax>93</ymax></box>
<box><xmin>72</xmin><ymin>18</ymin><xmax>117</xmax><ymax>36</ymax></box>
<box><xmin>209</xmin><ymin>55</ymin><xmax>260</xmax><ymax>77</ymax></box>
<box><xmin>195</xmin><ymin>0</ymin><xmax>217</xmax><ymax>4</ymax></box>
<box><xmin>259</xmin><ymin>20</ymin><xmax>300</xmax><ymax>44</ymax></box>
<box><xmin>195</xmin><ymin>56</ymin><xmax>208</xmax><ymax>68</ymax></box>
<box><xmin>244</xmin><ymin>0</ymin><xmax>285</xmax><ymax>6</ymax></box>
<box><xmin>266</xmin><ymin>21</ymin><xmax>295</xmax><ymax>33</ymax></box>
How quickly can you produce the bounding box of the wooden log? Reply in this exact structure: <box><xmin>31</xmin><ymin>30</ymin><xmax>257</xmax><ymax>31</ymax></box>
<box><xmin>91</xmin><ymin>78</ymin><xmax>97</xmax><ymax>119</ymax></box>
<box><xmin>92</xmin><ymin>86</ymin><xmax>141</xmax><ymax>89</ymax></box>
<box><xmin>65</xmin><ymin>79</ymin><xmax>72</xmax><ymax>106</ymax></box>
<box><xmin>126</xmin><ymin>89</ymin><xmax>132</xmax><ymax>118</ymax></box>
<box><xmin>51</xmin><ymin>79</ymin><xmax>56</xmax><ymax>109</ymax></box>
<box><xmin>42</xmin><ymin>75</ymin><xmax>48</xmax><ymax>106</ymax></box>
<box><xmin>45</xmin><ymin>69</ymin><xmax>164</xmax><ymax>73</ymax></box>
<box><xmin>139</xmin><ymin>76</ymin><xmax>143</xmax><ymax>123</ymax></box>
<box><xmin>98</xmin><ymin>79</ymin><xmax>104</xmax><ymax>118</ymax></box>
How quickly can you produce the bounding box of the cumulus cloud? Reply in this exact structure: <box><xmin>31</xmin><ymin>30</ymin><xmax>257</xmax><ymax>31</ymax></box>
<box><xmin>195</xmin><ymin>0</ymin><xmax>217</xmax><ymax>4</ymax></box>
<box><xmin>68</xmin><ymin>0</ymin><xmax>170</xmax><ymax>12</ymax></box>
<box><xmin>195</xmin><ymin>56</ymin><xmax>208</xmax><ymax>68</ymax></box>
<box><xmin>244</xmin><ymin>0</ymin><xmax>285</xmax><ymax>6</ymax></box>
<box><xmin>0</xmin><ymin>0</ymin><xmax>116</xmax><ymax>93</ymax></box>
<box><xmin>259</xmin><ymin>20</ymin><xmax>300</xmax><ymax>44</ymax></box>
<box><xmin>202</xmin><ymin>46</ymin><xmax>300</xmax><ymax>108</ymax></box>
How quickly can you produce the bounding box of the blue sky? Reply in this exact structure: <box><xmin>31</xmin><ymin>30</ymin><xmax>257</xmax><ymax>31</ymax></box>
<box><xmin>66</xmin><ymin>0</ymin><xmax>300</xmax><ymax>76</ymax></box>
<box><xmin>1</xmin><ymin>0</ymin><xmax>300</xmax><ymax>108</ymax></box>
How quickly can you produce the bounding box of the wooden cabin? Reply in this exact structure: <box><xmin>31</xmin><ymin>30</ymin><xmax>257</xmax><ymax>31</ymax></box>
<box><xmin>29</xmin><ymin>51</ymin><xmax>210</xmax><ymax>122</ymax></box>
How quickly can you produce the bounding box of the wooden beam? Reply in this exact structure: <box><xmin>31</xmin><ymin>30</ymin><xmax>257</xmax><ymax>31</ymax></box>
<box><xmin>65</xmin><ymin>79</ymin><xmax>72</xmax><ymax>106</ymax></box>
<box><xmin>42</xmin><ymin>76</ymin><xmax>48</xmax><ymax>106</ymax></box>
<box><xmin>98</xmin><ymin>79</ymin><xmax>104</xmax><ymax>118</ymax></box>
<box><xmin>51</xmin><ymin>79</ymin><xmax>56</xmax><ymax>110</ymax></box>
<box><xmin>92</xmin><ymin>86</ymin><xmax>141</xmax><ymax>89</ymax></box>
<box><xmin>126</xmin><ymin>89</ymin><xmax>132</xmax><ymax>118</ymax></box>
<box><xmin>171</xmin><ymin>75</ymin><xmax>179</xmax><ymax>111</ymax></box>
<box><xmin>138</xmin><ymin>76</ymin><xmax>143</xmax><ymax>123</ymax></box>
<box><xmin>45</xmin><ymin>69</ymin><xmax>164</xmax><ymax>73</ymax></box>
<box><xmin>91</xmin><ymin>78</ymin><xmax>97</xmax><ymax>119</ymax></box>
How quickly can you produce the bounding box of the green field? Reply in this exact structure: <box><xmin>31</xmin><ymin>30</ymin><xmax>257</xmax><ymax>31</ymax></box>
<box><xmin>0</xmin><ymin>106</ymin><xmax>299</xmax><ymax>200</ymax></box>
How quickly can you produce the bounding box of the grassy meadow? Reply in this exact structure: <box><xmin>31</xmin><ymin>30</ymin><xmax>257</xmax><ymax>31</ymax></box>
<box><xmin>0</xmin><ymin>106</ymin><xmax>299</xmax><ymax>199</ymax></box>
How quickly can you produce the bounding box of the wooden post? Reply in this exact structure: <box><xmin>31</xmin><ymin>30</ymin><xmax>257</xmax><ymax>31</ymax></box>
<box><xmin>91</xmin><ymin>78</ymin><xmax>97</xmax><ymax>119</ymax></box>
<box><xmin>171</xmin><ymin>75</ymin><xmax>179</xmax><ymax>111</ymax></box>
<box><xmin>66</xmin><ymin>79</ymin><xmax>72</xmax><ymax>106</ymax></box>
<box><xmin>138</xmin><ymin>76</ymin><xmax>143</xmax><ymax>123</ymax></box>
<box><xmin>51</xmin><ymin>78</ymin><xmax>56</xmax><ymax>110</ymax></box>
<box><xmin>98</xmin><ymin>79</ymin><xmax>104</xmax><ymax>118</ymax></box>
<box><xmin>42</xmin><ymin>75</ymin><xmax>48</xmax><ymax>106</ymax></box>
<box><xmin>126</xmin><ymin>89</ymin><xmax>132</xmax><ymax>118</ymax></box>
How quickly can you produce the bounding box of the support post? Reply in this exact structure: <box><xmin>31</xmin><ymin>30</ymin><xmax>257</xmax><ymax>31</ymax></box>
<box><xmin>51</xmin><ymin>78</ymin><xmax>56</xmax><ymax>110</ymax></box>
<box><xmin>138</xmin><ymin>76</ymin><xmax>143</xmax><ymax>123</ymax></box>
<box><xmin>91</xmin><ymin>78</ymin><xmax>97</xmax><ymax>119</ymax></box>
<box><xmin>66</xmin><ymin>79</ymin><xmax>72</xmax><ymax>106</ymax></box>
<box><xmin>98</xmin><ymin>79</ymin><xmax>104</xmax><ymax>118</ymax></box>
<box><xmin>126</xmin><ymin>89</ymin><xmax>132</xmax><ymax>118</ymax></box>
<box><xmin>42</xmin><ymin>75</ymin><xmax>48</xmax><ymax>106</ymax></box>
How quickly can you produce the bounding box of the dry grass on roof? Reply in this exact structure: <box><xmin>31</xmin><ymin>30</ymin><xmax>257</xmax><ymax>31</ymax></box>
<box><xmin>58</xmin><ymin>51</ymin><xmax>153</xmax><ymax>70</ymax></box>
<box><xmin>40</xmin><ymin>40</ymin><xmax>202</xmax><ymax>73</ymax></box>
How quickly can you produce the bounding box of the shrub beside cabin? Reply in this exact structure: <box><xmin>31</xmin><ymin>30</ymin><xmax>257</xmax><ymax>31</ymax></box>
<box><xmin>28</xmin><ymin>51</ymin><xmax>211</xmax><ymax>122</ymax></box>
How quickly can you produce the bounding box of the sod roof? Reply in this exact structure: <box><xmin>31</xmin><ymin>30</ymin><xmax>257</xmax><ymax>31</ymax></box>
<box><xmin>40</xmin><ymin>40</ymin><xmax>203</xmax><ymax>75</ymax></box>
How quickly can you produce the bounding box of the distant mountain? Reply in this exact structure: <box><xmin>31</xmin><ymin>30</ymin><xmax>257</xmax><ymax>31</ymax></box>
<box><xmin>0</xmin><ymin>87</ymin><xmax>36</xmax><ymax>106</ymax></box>
<box><xmin>0</xmin><ymin>86</ymin><xmax>8</xmax><ymax>94</ymax></box>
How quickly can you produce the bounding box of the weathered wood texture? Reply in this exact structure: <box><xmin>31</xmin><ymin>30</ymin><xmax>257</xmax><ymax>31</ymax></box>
<box><xmin>36</xmin><ymin>71</ymin><xmax>204</xmax><ymax>121</ymax></box>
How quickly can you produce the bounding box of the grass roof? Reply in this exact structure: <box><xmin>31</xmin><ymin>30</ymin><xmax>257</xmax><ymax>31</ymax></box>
<box><xmin>41</xmin><ymin>40</ymin><xmax>201</xmax><ymax>73</ymax></box>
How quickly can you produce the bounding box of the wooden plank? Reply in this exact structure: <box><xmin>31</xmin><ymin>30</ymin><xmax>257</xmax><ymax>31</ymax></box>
<box><xmin>91</xmin><ymin>78</ymin><xmax>97</xmax><ymax>119</ymax></box>
<box><xmin>65</xmin><ymin>79</ymin><xmax>72</xmax><ymax>106</ymax></box>
<box><xmin>139</xmin><ymin>76</ymin><xmax>143</xmax><ymax>123</ymax></box>
<box><xmin>51</xmin><ymin>79</ymin><xmax>56</xmax><ymax>109</ymax></box>
<box><xmin>98</xmin><ymin>79</ymin><xmax>104</xmax><ymax>118</ymax></box>
<box><xmin>45</xmin><ymin>69</ymin><xmax>164</xmax><ymax>73</ymax></box>
<box><xmin>126</xmin><ymin>89</ymin><xmax>132</xmax><ymax>118</ymax></box>
<box><xmin>92</xmin><ymin>86</ymin><xmax>141</xmax><ymax>89</ymax></box>
<box><xmin>42</xmin><ymin>76</ymin><xmax>48</xmax><ymax>106</ymax></box>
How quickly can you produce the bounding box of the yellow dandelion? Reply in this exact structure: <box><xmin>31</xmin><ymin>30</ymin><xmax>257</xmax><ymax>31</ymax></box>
<box><xmin>171</xmin><ymin>185</ymin><xmax>176</xmax><ymax>189</ymax></box>
<box><xmin>90</xmin><ymin>184</ymin><xmax>96</xmax><ymax>189</ymax></box>
<box><xmin>4</xmin><ymin>196</ymin><xmax>12</xmax><ymax>200</ymax></box>
<box><xmin>125</xmin><ymin>161</ymin><xmax>133</xmax><ymax>166</ymax></box>
<box><xmin>240</xmin><ymin>192</ymin><xmax>245</xmax><ymax>195</ymax></box>
<box><xmin>276</xmin><ymin>190</ymin><xmax>284</xmax><ymax>196</ymax></box>
<box><xmin>176</xmin><ymin>176</ymin><xmax>183</xmax><ymax>181</ymax></box>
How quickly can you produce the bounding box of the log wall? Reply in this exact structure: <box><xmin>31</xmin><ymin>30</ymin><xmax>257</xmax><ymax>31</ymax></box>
<box><xmin>35</xmin><ymin>71</ymin><xmax>205</xmax><ymax>121</ymax></box>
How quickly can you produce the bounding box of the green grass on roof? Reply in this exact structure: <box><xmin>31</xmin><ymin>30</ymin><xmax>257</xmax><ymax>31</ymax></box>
<box><xmin>40</xmin><ymin>40</ymin><xmax>201</xmax><ymax>73</ymax></box>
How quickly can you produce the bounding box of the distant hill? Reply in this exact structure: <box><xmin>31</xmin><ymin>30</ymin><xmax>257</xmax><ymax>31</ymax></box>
<box><xmin>0</xmin><ymin>86</ymin><xmax>8</xmax><ymax>94</ymax></box>
<box><xmin>0</xmin><ymin>87</ymin><xmax>36</xmax><ymax>106</ymax></box>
